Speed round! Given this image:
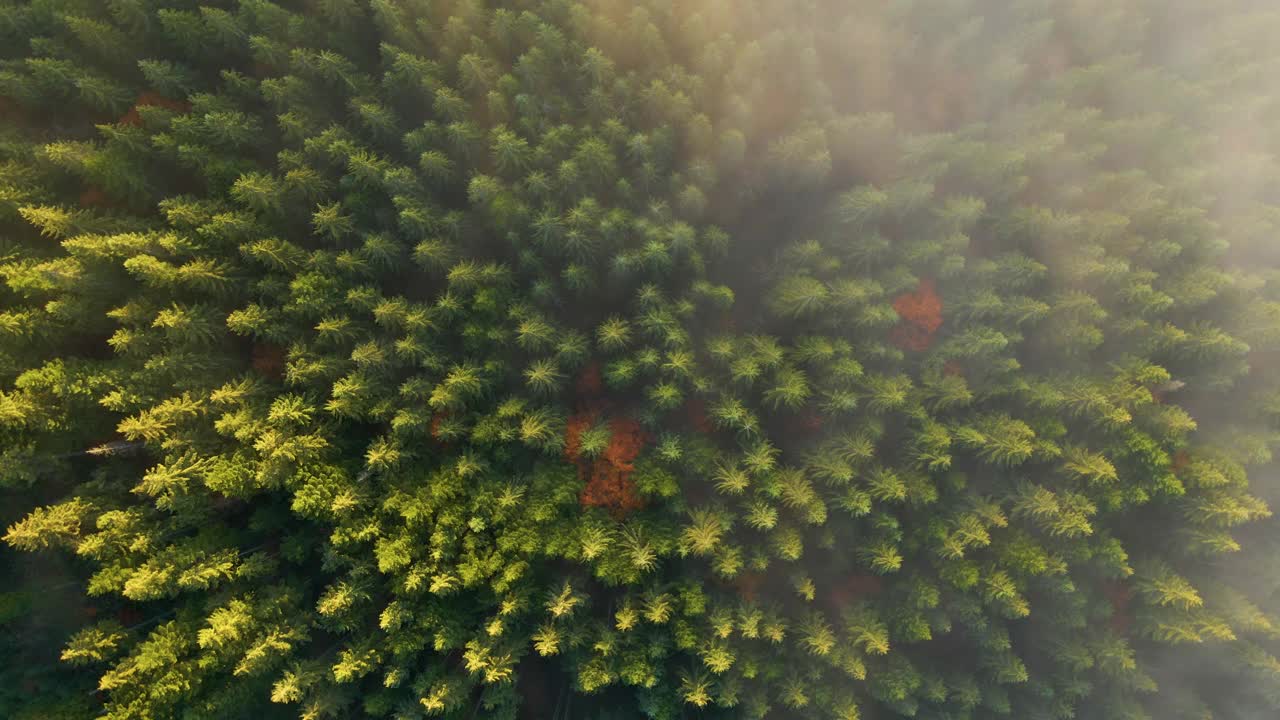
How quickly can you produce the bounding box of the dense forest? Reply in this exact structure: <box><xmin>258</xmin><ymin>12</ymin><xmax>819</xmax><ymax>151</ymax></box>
<box><xmin>3</xmin><ymin>1</ymin><xmax>1280</xmax><ymax>718</ymax></box>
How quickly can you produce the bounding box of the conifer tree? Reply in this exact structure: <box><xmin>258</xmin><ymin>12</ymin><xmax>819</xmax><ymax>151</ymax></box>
<box><xmin>1</xmin><ymin>1</ymin><xmax>1279</xmax><ymax>719</ymax></box>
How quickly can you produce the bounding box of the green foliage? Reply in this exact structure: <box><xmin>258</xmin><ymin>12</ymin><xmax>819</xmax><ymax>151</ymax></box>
<box><xmin>0</xmin><ymin>1</ymin><xmax>1278</xmax><ymax>719</ymax></box>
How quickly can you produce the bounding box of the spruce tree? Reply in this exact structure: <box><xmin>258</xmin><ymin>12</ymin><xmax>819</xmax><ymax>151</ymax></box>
<box><xmin>1</xmin><ymin>1</ymin><xmax>1279</xmax><ymax>719</ymax></box>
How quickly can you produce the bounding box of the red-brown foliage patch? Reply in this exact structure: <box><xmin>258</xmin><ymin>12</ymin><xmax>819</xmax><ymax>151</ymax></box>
<box><xmin>79</xmin><ymin>186</ymin><xmax>107</xmax><ymax>208</ymax></box>
<box><xmin>890</xmin><ymin>278</ymin><xmax>943</xmax><ymax>351</ymax></box>
<box><xmin>685</xmin><ymin>397</ymin><xmax>713</xmax><ymax>435</ymax></box>
<box><xmin>575</xmin><ymin>361</ymin><xmax>603</xmax><ymax>398</ymax></box>
<box><xmin>800</xmin><ymin>407</ymin><xmax>825</xmax><ymax>432</ymax></box>
<box><xmin>251</xmin><ymin>343</ymin><xmax>286</xmax><ymax>381</ymax></box>
<box><xmin>564</xmin><ymin>411</ymin><xmax>595</xmax><ymax>463</ymax></box>
<box><xmin>826</xmin><ymin>574</ymin><xmax>884</xmax><ymax>612</ymax></box>
<box><xmin>116</xmin><ymin>606</ymin><xmax>143</xmax><ymax>627</ymax></box>
<box><xmin>570</xmin><ymin>413</ymin><xmax>648</xmax><ymax>518</ymax></box>
<box><xmin>1171</xmin><ymin>450</ymin><xmax>1191</xmax><ymax>474</ymax></box>
<box><xmin>119</xmin><ymin>91</ymin><xmax>191</xmax><ymax>127</ymax></box>
<box><xmin>430</xmin><ymin>411</ymin><xmax>451</xmax><ymax>441</ymax></box>
<box><xmin>889</xmin><ymin>323</ymin><xmax>934</xmax><ymax>352</ymax></box>
<box><xmin>733</xmin><ymin>572</ymin><xmax>764</xmax><ymax>603</ymax></box>
<box><xmin>601</xmin><ymin>417</ymin><xmax>646</xmax><ymax>478</ymax></box>
<box><xmin>943</xmin><ymin>360</ymin><xmax>964</xmax><ymax>378</ymax></box>
<box><xmin>78</xmin><ymin>186</ymin><xmax>119</xmax><ymax>210</ymax></box>
<box><xmin>118</xmin><ymin>108</ymin><xmax>142</xmax><ymax>127</ymax></box>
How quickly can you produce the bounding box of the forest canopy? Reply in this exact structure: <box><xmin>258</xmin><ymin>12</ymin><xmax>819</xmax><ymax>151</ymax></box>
<box><xmin>2</xmin><ymin>1</ymin><xmax>1280</xmax><ymax>719</ymax></box>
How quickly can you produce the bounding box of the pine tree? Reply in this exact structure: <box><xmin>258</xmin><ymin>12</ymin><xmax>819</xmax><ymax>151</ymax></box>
<box><xmin>1</xmin><ymin>1</ymin><xmax>1280</xmax><ymax>719</ymax></box>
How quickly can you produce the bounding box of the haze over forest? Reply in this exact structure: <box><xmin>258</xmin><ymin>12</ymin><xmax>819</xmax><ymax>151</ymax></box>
<box><xmin>2</xmin><ymin>1</ymin><xmax>1280</xmax><ymax>719</ymax></box>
